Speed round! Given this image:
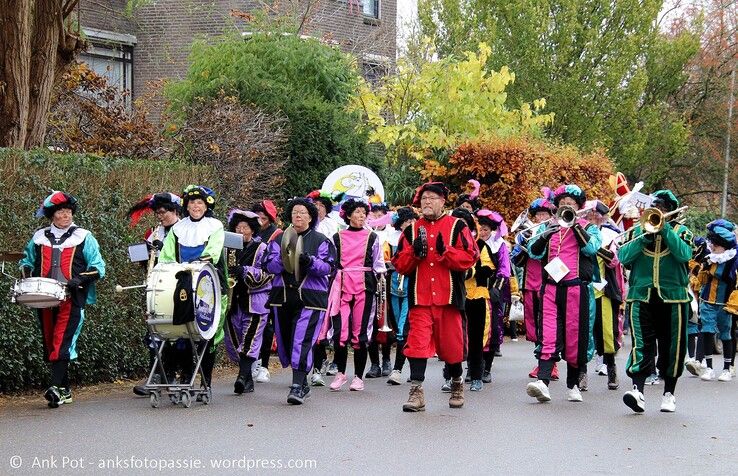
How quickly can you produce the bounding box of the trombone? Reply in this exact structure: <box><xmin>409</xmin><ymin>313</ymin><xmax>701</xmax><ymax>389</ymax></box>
<box><xmin>616</xmin><ymin>206</ymin><xmax>688</xmax><ymax>245</ymax></box>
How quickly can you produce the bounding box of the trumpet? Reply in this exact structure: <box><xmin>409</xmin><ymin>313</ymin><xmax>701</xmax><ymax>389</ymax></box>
<box><xmin>376</xmin><ymin>274</ymin><xmax>392</xmax><ymax>332</ymax></box>
<box><xmin>516</xmin><ymin>204</ymin><xmax>591</xmax><ymax>237</ymax></box>
<box><xmin>616</xmin><ymin>206</ymin><xmax>688</xmax><ymax>244</ymax></box>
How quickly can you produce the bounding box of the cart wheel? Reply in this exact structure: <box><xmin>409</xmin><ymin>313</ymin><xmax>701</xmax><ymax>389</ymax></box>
<box><xmin>180</xmin><ymin>390</ymin><xmax>192</xmax><ymax>408</ymax></box>
<box><xmin>169</xmin><ymin>392</ymin><xmax>179</xmax><ymax>405</ymax></box>
<box><xmin>201</xmin><ymin>387</ymin><xmax>212</xmax><ymax>405</ymax></box>
<box><xmin>150</xmin><ymin>392</ymin><xmax>161</xmax><ymax>408</ymax></box>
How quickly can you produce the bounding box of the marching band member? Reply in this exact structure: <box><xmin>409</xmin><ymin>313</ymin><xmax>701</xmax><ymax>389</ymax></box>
<box><xmin>224</xmin><ymin>209</ymin><xmax>273</xmax><ymax>395</ymax></box>
<box><xmin>526</xmin><ymin>184</ymin><xmax>601</xmax><ymax>403</ymax></box>
<box><xmin>454</xmin><ymin>207</ymin><xmax>493</xmax><ymax>392</ymax></box>
<box><xmin>159</xmin><ymin>185</ymin><xmax>227</xmax><ymax>395</ymax></box>
<box><xmin>308</xmin><ymin>190</ymin><xmax>340</xmax><ymax>243</ymax></box>
<box><xmin>319</xmin><ymin>198</ymin><xmax>386</xmax><ymax>391</ymax></box>
<box><xmin>385</xmin><ymin>207</ymin><xmax>418</xmax><ymax>385</ymax></box>
<box><xmin>686</xmin><ymin>220</ymin><xmax>738</xmax><ymax>382</ymax></box>
<box><xmin>305</xmin><ymin>190</ymin><xmax>339</xmax><ymax>387</ymax></box>
<box><xmin>455</xmin><ymin>179</ymin><xmax>481</xmax><ymax>213</ymax></box>
<box><xmin>263</xmin><ymin>198</ymin><xmax>335</xmax><ymax>405</ymax></box>
<box><xmin>587</xmin><ymin>200</ymin><xmax>625</xmax><ymax>390</ymax></box>
<box><xmin>392</xmin><ymin>182</ymin><xmax>478</xmax><ymax>412</ymax></box>
<box><xmin>127</xmin><ymin>192</ymin><xmax>182</xmax><ymax>396</ymax></box>
<box><xmin>477</xmin><ymin>209</ymin><xmax>511</xmax><ymax>382</ymax></box>
<box><xmin>366</xmin><ymin>202</ymin><xmax>393</xmax><ymax>378</ymax></box>
<box><xmin>510</xmin><ymin>194</ymin><xmax>559</xmax><ymax>380</ymax></box>
<box><xmin>619</xmin><ymin>190</ymin><xmax>692</xmax><ymax>413</ymax></box>
<box><xmin>251</xmin><ymin>199</ymin><xmax>280</xmax><ymax>383</ymax></box>
<box><xmin>20</xmin><ymin>191</ymin><xmax>106</xmax><ymax>408</ymax></box>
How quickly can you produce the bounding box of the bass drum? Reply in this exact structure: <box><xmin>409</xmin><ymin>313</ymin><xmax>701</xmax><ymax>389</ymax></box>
<box><xmin>146</xmin><ymin>261</ymin><xmax>222</xmax><ymax>341</ymax></box>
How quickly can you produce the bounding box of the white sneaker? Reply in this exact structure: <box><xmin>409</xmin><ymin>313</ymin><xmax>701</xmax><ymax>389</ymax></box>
<box><xmin>567</xmin><ymin>385</ymin><xmax>583</xmax><ymax>402</ymax></box>
<box><xmin>255</xmin><ymin>366</ymin><xmax>270</xmax><ymax>383</ymax></box>
<box><xmin>718</xmin><ymin>369</ymin><xmax>732</xmax><ymax>382</ymax></box>
<box><xmin>596</xmin><ymin>364</ymin><xmax>607</xmax><ymax>376</ymax></box>
<box><xmin>251</xmin><ymin>362</ymin><xmax>261</xmax><ymax>379</ymax></box>
<box><xmin>623</xmin><ymin>385</ymin><xmax>645</xmax><ymax>413</ymax></box>
<box><xmin>700</xmin><ymin>368</ymin><xmax>715</xmax><ymax>381</ymax></box>
<box><xmin>660</xmin><ymin>392</ymin><xmax>676</xmax><ymax>412</ymax></box>
<box><xmin>685</xmin><ymin>359</ymin><xmax>703</xmax><ymax>377</ymax></box>
<box><xmin>311</xmin><ymin>371</ymin><xmax>325</xmax><ymax>386</ymax></box>
<box><xmin>386</xmin><ymin>369</ymin><xmax>402</xmax><ymax>385</ymax></box>
<box><xmin>526</xmin><ymin>380</ymin><xmax>551</xmax><ymax>402</ymax></box>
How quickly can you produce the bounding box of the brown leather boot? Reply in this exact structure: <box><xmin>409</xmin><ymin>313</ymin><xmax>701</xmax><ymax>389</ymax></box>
<box><xmin>402</xmin><ymin>384</ymin><xmax>426</xmax><ymax>412</ymax></box>
<box><xmin>449</xmin><ymin>379</ymin><xmax>464</xmax><ymax>408</ymax></box>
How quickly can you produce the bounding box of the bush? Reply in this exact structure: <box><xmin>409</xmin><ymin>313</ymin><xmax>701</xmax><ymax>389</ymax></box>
<box><xmin>0</xmin><ymin>148</ymin><xmax>218</xmax><ymax>392</ymax></box>
<box><xmin>421</xmin><ymin>137</ymin><xmax>615</xmax><ymax>222</ymax></box>
<box><xmin>165</xmin><ymin>33</ymin><xmax>381</xmax><ymax>199</ymax></box>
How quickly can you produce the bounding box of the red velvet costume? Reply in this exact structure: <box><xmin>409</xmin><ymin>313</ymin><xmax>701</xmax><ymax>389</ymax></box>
<box><xmin>392</xmin><ymin>214</ymin><xmax>478</xmax><ymax>364</ymax></box>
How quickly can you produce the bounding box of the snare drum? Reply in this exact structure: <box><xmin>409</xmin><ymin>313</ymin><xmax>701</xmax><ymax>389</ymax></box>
<box><xmin>146</xmin><ymin>262</ymin><xmax>222</xmax><ymax>341</ymax></box>
<box><xmin>12</xmin><ymin>277</ymin><xmax>68</xmax><ymax>309</ymax></box>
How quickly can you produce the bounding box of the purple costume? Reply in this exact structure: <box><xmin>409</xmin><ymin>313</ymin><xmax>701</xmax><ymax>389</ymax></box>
<box><xmin>224</xmin><ymin>238</ymin><xmax>272</xmax><ymax>363</ymax></box>
<box><xmin>263</xmin><ymin>228</ymin><xmax>335</xmax><ymax>373</ymax></box>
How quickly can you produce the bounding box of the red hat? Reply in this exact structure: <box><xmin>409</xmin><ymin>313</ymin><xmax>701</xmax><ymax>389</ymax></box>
<box><xmin>412</xmin><ymin>182</ymin><xmax>450</xmax><ymax>207</ymax></box>
<box><xmin>262</xmin><ymin>200</ymin><xmax>278</xmax><ymax>223</ymax></box>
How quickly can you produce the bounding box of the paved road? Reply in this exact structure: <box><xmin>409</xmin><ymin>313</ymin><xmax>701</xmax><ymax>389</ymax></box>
<box><xmin>2</xmin><ymin>338</ymin><xmax>737</xmax><ymax>475</ymax></box>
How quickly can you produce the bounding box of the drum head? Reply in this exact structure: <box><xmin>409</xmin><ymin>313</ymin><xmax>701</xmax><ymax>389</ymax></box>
<box><xmin>194</xmin><ymin>265</ymin><xmax>221</xmax><ymax>340</ymax></box>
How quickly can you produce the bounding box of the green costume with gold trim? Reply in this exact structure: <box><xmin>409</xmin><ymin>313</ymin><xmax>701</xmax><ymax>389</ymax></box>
<box><xmin>618</xmin><ymin>219</ymin><xmax>693</xmax><ymax>382</ymax></box>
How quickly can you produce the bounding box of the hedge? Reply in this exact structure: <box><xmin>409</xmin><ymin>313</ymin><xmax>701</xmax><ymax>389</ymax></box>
<box><xmin>0</xmin><ymin>148</ymin><xmax>218</xmax><ymax>392</ymax></box>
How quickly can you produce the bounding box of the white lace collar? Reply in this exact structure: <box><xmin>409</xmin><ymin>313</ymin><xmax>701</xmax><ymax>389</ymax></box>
<box><xmin>708</xmin><ymin>248</ymin><xmax>737</xmax><ymax>264</ymax></box>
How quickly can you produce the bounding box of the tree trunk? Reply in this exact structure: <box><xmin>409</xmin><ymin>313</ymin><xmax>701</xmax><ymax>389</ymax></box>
<box><xmin>24</xmin><ymin>1</ymin><xmax>62</xmax><ymax>149</ymax></box>
<box><xmin>0</xmin><ymin>1</ymin><xmax>31</xmax><ymax>148</ymax></box>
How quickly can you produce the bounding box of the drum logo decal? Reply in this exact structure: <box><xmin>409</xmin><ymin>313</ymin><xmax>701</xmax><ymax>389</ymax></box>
<box><xmin>194</xmin><ymin>270</ymin><xmax>217</xmax><ymax>334</ymax></box>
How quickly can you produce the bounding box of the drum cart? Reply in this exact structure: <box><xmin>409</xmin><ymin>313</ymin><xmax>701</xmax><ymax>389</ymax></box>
<box><xmin>144</xmin><ymin>320</ymin><xmax>211</xmax><ymax>408</ymax></box>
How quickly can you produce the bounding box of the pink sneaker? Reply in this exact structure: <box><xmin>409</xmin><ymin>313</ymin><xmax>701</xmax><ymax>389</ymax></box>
<box><xmin>349</xmin><ymin>376</ymin><xmax>365</xmax><ymax>391</ymax></box>
<box><xmin>330</xmin><ymin>372</ymin><xmax>348</xmax><ymax>391</ymax></box>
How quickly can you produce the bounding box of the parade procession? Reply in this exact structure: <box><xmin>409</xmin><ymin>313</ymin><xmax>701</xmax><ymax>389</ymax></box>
<box><xmin>6</xmin><ymin>166</ymin><xmax>738</xmax><ymax>417</ymax></box>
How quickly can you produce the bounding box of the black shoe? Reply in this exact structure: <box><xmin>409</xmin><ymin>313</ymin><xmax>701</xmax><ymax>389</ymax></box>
<box><xmin>243</xmin><ymin>379</ymin><xmax>255</xmax><ymax>393</ymax></box>
<box><xmin>234</xmin><ymin>376</ymin><xmax>246</xmax><ymax>395</ymax></box>
<box><xmin>464</xmin><ymin>372</ymin><xmax>472</xmax><ymax>383</ymax></box>
<box><xmin>482</xmin><ymin>371</ymin><xmax>492</xmax><ymax>384</ymax></box>
<box><xmin>494</xmin><ymin>350</ymin><xmax>502</xmax><ymax>357</ymax></box>
<box><xmin>287</xmin><ymin>384</ymin><xmax>306</xmax><ymax>405</ymax></box>
<box><xmin>381</xmin><ymin>359</ymin><xmax>392</xmax><ymax>377</ymax></box>
<box><xmin>302</xmin><ymin>383</ymin><xmax>311</xmax><ymax>399</ymax></box>
<box><xmin>365</xmin><ymin>363</ymin><xmax>382</xmax><ymax>378</ymax></box>
<box><xmin>44</xmin><ymin>386</ymin><xmax>61</xmax><ymax>408</ymax></box>
<box><xmin>607</xmin><ymin>364</ymin><xmax>619</xmax><ymax>390</ymax></box>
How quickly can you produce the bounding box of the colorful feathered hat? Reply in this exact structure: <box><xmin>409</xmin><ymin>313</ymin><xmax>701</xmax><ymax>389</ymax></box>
<box><xmin>306</xmin><ymin>190</ymin><xmax>335</xmax><ymax>213</ymax></box>
<box><xmin>529</xmin><ymin>187</ymin><xmax>555</xmax><ymax>215</ymax></box>
<box><xmin>183</xmin><ymin>185</ymin><xmax>215</xmax><ymax>208</ymax></box>
<box><xmin>252</xmin><ymin>199</ymin><xmax>278</xmax><ymax>223</ymax></box>
<box><xmin>127</xmin><ymin>192</ymin><xmax>182</xmax><ymax>227</ymax></box>
<box><xmin>455</xmin><ymin>179</ymin><xmax>481</xmax><ymax>212</ymax></box>
<box><xmin>36</xmin><ymin>191</ymin><xmax>78</xmax><ymax>219</ymax></box>
<box><xmin>476</xmin><ymin>209</ymin><xmax>508</xmax><ymax>240</ymax></box>
<box><xmin>651</xmin><ymin>190</ymin><xmax>679</xmax><ymax>213</ymax></box>
<box><xmin>412</xmin><ymin>181</ymin><xmax>450</xmax><ymax>207</ymax></box>
<box><xmin>553</xmin><ymin>184</ymin><xmax>586</xmax><ymax>208</ymax></box>
<box><xmin>706</xmin><ymin>219</ymin><xmax>737</xmax><ymax>249</ymax></box>
<box><xmin>228</xmin><ymin>208</ymin><xmax>261</xmax><ymax>235</ymax></box>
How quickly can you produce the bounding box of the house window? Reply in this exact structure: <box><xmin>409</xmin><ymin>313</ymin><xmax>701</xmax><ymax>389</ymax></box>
<box><xmin>362</xmin><ymin>0</ymin><xmax>379</xmax><ymax>19</ymax></box>
<box><xmin>79</xmin><ymin>29</ymin><xmax>136</xmax><ymax>106</ymax></box>
<box><xmin>362</xmin><ymin>61</ymin><xmax>388</xmax><ymax>85</ymax></box>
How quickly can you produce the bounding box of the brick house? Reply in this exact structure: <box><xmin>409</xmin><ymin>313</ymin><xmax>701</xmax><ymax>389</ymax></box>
<box><xmin>77</xmin><ymin>0</ymin><xmax>397</xmax><ymax>114</ymax></box>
